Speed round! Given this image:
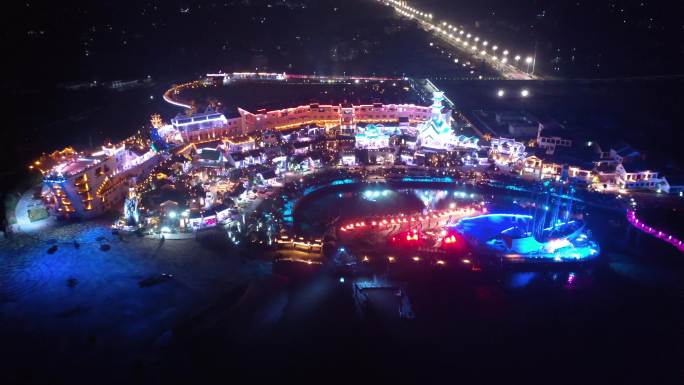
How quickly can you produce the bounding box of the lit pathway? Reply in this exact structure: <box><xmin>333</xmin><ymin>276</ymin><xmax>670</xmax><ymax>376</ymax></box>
<box><xmin>627</xmin><ymin>210</ymin><xmax>684</xmax><ymax>253</ymax></box>
<box><xmin>378</xmin><ymin>0</ymin><xmax>539</xmax><ymax>80</ymax></box>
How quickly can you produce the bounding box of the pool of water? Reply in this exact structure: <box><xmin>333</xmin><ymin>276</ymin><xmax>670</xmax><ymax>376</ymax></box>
<box><xmin>293</xmin><ymin>185</ymin><xmax>488</xmax><ymax>237</ymax></box>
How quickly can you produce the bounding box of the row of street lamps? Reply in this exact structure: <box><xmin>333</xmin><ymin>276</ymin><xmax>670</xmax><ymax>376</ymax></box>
<box><xmin>382</xmin><ymin>0</ymin><xmax>537</xmax><ymax>76</ymax></box>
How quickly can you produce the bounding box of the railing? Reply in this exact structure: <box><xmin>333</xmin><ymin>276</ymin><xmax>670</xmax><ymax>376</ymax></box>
<box><xmin>627</xmin><ymin>210</ymin><xmax>684</xmax><ymax>253</ymax></box>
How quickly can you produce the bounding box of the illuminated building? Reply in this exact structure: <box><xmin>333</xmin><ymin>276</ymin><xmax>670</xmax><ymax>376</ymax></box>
<box><xmin>238</xmin><ymin>101</ymin><xmax>431</xmax><ymax>135</ymax></box>
<box><xmin>225</xmin><ymin>136</ymin><xmax>256</xmax><ymax>153</ymax></box>
<box><xmin>226</xmin><ymin>150</ymin><xmax>266</xmax><ymax>169</ymax></box>
<box><xmin>171</xmin><ymin>108</ymin><xmax>241</xmax><ymax>142</ymax></box>
<box><xmin>536</xmin><ymin>126</ymin><xmax>572</xmax><ymax>151</ymax></box>
<box><xmin>171</xmin><ymin>108</ymin><xmax>228</xmax><ymax>132</ymax></box>
<box><xmin>416</xmin><ymin>92</ymin><xmax>479</xmax><ymax>152</ymax></box>
<box><xmin>355</xmin><ymin>124</ymin><xmax>392</xmax><ymax>150</ymax></box>
<box><xmin>197</xmin><ymin>147</ymin><xmax>225</xmax><ymax>168</ymax></box>
<box><xmin>490</xmin><ymin>137</ymin><xmax>526</xmax><ymax>164</ymax></box>
<box><xmin>617</xmin><ymin>163</ymin><xmax>669</xmax><ymax>192</ymax></box>
<box><xmin>42</xmin><ymin>144</ymin><xmax>159</xmax><ymax>218</ymax></box>
<box><xmin>167</xmin><ymin>100</ymin><xmax>432</xmax><ymax>144</ymax></box>
<box><xmin>518</xmin><ymin>141</ymin><xmax>673</xmax><ymax>193</ymax></box>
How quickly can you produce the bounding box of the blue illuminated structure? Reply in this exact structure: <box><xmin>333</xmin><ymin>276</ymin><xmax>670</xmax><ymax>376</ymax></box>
<box><xmin>150</xmin><ymin>127</ymin><xmax>170</xmax><ymax>153</ymax></box>
<box><xmin>455</xmin><ymin>212</ymin><xmax>599</xmax><ymax>263</ymax></box>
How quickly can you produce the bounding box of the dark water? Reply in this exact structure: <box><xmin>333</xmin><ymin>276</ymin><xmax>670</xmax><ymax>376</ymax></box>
<box><xmin>294</xmin><ymin>188</ymin><xmax>424</xmax><ymax>236</ymax></box>
<box><xmin>5</xmin><ymin>83</ymin><xmax>175</xmax><ymax>169</ymax></box>
<box><xmin>181</xmin><ymin>80</ymin><xmax>427</xmax><ymax>114</ymax></box>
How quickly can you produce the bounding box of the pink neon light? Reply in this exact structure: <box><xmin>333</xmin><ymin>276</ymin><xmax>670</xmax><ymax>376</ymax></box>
<box><xmin>627</xmin><ymin>210</ymin><xmax>684</xmax><ymax>253</ymax></box>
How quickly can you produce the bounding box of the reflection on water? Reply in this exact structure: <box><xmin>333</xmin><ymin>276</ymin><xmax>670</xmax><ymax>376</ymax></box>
<box><xmin>507</xmin><ymin>271</ymin><xmax>537</xmax><ymax>289</ymax></box>
<box><xmin>295</xmin><ymin>187</ymin><xmax>484</xmax><ymax>236</ymax></box>
<box><xmin>408</xmin><ymin>188</ymin><xmax>480</xmax><ymax>211</ymax></box>
<box><xmin>504</xmin><ymin>270</ymin><xmax>590</xmax><ymax>290</ymax></box>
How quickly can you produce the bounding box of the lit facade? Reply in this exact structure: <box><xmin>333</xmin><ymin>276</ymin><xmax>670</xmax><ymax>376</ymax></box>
<box><xmin>416</xmin><ymin>92</ymin><xmax>479</xmax><ymax>152</ymax></box>
<box><xmin>355</xmin><ymin>124</ymin><xmax>393</xmax><ymax>150</ymax></box>
<box><xmin>42</xmin><ymin>144</ymin><xmax>159</xmax><ymax>218</ymax></box>
<box><xmin>491</xmin><ymin>137</ymin><xmax>527</xmax><ymax>164</ymax></box>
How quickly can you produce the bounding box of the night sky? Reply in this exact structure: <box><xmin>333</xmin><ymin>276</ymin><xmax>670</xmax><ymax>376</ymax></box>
<box><xmin>8</xmin><ymin>0</ymin><xmax>684</xmax><ymax>89</ymax></box>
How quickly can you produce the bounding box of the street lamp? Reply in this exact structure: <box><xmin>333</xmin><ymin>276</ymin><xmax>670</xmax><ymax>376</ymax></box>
<box><xmin>497</xmin><ymin>89</ymin><xmax>505</xmax><ymax>98</ymax></box>
<box><xmin>515</xmin><ymin>55</ymin><xmax>521</xmax><ymax>62</ymax></box>
<box><xmin>521</xmin><ymin>89</ymin><xmax>530</xmax><ymax>98</ymax></box>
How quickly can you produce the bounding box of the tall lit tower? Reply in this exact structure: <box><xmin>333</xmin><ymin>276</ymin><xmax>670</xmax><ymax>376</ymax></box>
<box><xmin>430</xmin><ymin>91</ymin><xmax>445</xmax><ymax>122</ymax></box>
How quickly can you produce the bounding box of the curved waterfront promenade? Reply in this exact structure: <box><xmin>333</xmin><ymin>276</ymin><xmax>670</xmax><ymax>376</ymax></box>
<box><xmin>627</xmin><ymin>210</ymin><xmax>684</xmax><ymax>253</ymax></box>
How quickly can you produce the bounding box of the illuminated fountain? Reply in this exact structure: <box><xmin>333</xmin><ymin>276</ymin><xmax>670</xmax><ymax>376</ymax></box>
<box><xmin>455</xmin><ymin>179</ymin><xmax>600</xmax><ymax>263</ymax></box>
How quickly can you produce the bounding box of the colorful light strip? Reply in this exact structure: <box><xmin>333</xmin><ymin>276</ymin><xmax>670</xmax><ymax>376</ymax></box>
<box><xmin>339</xmin><ymin>206</ymin><xmax>484</xmax><ymax>233</ymax></box>
<box><xmin>627</xmin><ymin>210</ymin><xmax>684</xmax><ymax>253</ymax></box>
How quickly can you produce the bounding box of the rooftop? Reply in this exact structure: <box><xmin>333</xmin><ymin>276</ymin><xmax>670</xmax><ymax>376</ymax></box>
<box><xmin>199</xmin><ymin>149</ymin><xmax>222</xmax><ymax>161</ymax></box>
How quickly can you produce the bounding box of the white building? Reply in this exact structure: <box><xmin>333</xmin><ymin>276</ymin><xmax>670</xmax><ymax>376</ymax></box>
<box><xmin>355</xmin><ymin>124</ymin><xmax>392</xmax><ymax>150</ymax></box>
<box><xmin>490</xmin><ymin>137</ymin><xmax>527</xmax><ymax>165</ymax></box>
<box><xmin>536</xmin><ymin>127</ymin><xmax>572</xmax><ymax>152</ymax></box>
<box><xmin>416</xmin><ymin>92</ymin><xmax>479</xmax><ymax>152</ymax></box>
<box><xmin>42</xmin><ymin>144</ymin><xmax>159</xmax><ymax>218</ymax></box>
<box><xmin>618</xmin><ymin>163</ymin><xmax>669</xmax><ymax>193</ymax></box>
